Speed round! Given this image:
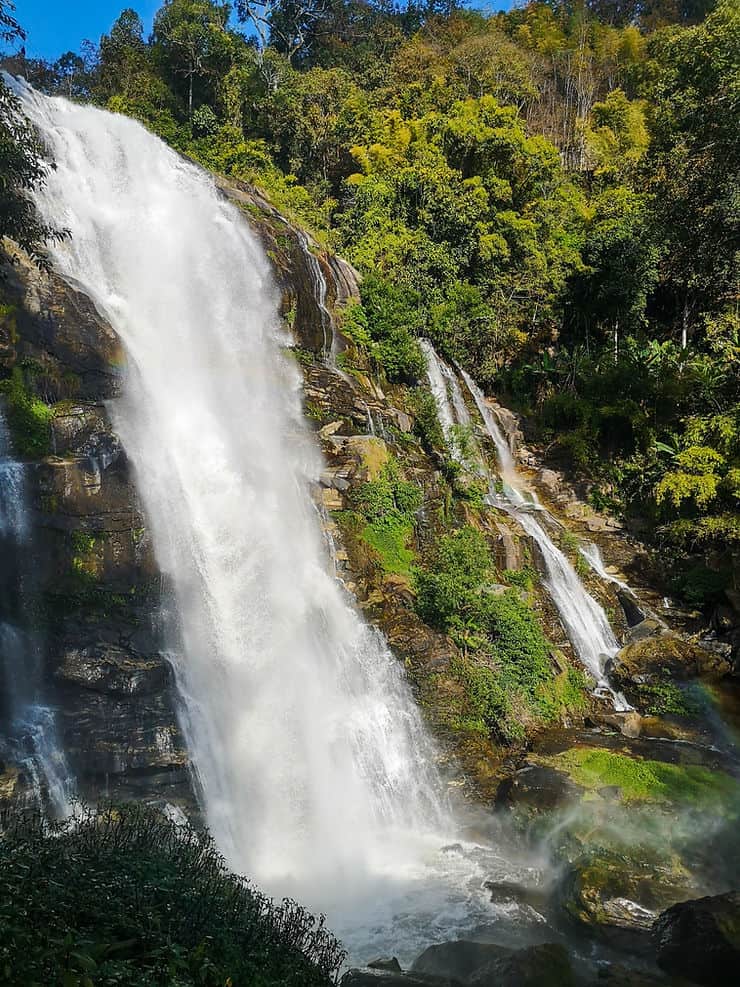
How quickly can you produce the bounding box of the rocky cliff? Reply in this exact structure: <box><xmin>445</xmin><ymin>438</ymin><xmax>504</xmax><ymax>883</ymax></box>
<box><xmin>0</xmin><ymin>174</ymin><xmax>737</xmax><ymax>846</ymax></box>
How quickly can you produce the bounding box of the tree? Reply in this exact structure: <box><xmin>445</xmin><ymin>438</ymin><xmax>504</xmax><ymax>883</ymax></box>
<box><xmin>0</xmin><ymin>1</ymin><xmax>63</xmax><ymax>258</ymax></box>
<box><xmin>153</xmin><ymin>0</ymin><xmax>233</xmax><ymax>118</ymax></box>
<box><xmin>236</xmin><ymin>0</ymin><xmax>329</xmax><ymax>67</ymax></box>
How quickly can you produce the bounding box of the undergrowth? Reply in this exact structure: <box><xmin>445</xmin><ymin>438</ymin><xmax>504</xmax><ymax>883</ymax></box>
<box><xmin>0</xmin><ymin>804</ymin><xmax>344</xmax><ymax>987</ymax></box>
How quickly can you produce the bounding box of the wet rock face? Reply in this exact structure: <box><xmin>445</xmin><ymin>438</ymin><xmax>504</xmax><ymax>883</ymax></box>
<box><xmin>56</xmin><ymin>644</ymin><xmax>171</xmax><ymax>696</ymax></box>
<box><xmin>0</xmin><ymin>244</ymin><xmax>191</xmax><ymax>814</ymax></box>
<box><xmin>0</xmin><ymin>246</ymin><xmax>123</xmax><ymax>400</ymax></box>
<box><xmin>611</xmin><ymin>631</ymin><xmax>732</xmax><ymax>691</ymax></box>
<box><xmin>652</xmin><ymin>892</ymin><xmax>740</xmax><ymax>985</ymax></box>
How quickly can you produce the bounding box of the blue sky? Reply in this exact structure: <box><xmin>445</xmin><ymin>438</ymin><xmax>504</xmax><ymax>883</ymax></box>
<box><xmin>15</xmin><ymin>1</ymin><xmax>162</xmax><ymax>58</ymax></box>
<box><xmin>14</xmin><ymin>2</ymin><xmax>512</xmax><ymax>61</ymax></box>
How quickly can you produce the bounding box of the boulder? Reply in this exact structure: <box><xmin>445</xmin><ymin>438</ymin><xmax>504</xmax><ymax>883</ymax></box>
<box><xmin>538</xmin><ymin>469</ymin><xmax>563</xmax><ymax>499</ymax></box>
<box><xmin>368</xmin><ymin>958</ymin><xmax>403</xmax><ymax>973</ymax></box>
<box><xmin>468</xmin><ymin>942</ymin><xmax>575</xmax><ymax>987</ymax></box>
<box><xmin>558</xmin><ymin>853</ymin><xmax>694</xmax><ymax>954</ymax></box>
<box><xmin>652</xmin><ymin>891</ymin><xmax>740</xmax><ymax>985</ymax></box>
<box><xmin>411</xmin><ymin>941</ymin><xmax>510</xmax><ymax>982</ymax></box>
<box><xmin>341</xmin><ymin>971</ymin><xmax>458</xmax><ymax>986</ymax></box>
<box><xmin>611</xmin><ymin>632</ymin><xmax>731</xmax><ymax>689</ymax></box>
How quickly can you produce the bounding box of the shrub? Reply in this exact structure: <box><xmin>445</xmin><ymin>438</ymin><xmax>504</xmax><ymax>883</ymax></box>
<box><xmin>414</xmin><ymin>526</ymin><xmax>492</xmax><ymax>629</ymax></box>
<box><xmin>0</xmin><ymin>804</ymin><xmax>344</xmax><ymax>986</ymax></box>
<box><xmin>359</xmin><ymin>275</ymin><xmax>425</xmax><ymax>384</ymax></box>
<box><xmin>348</xmin><ymin>459</ymin><xmax>422</xmax><ymax>577</ymax></box>
<box><xmin>0</xmin><ymin>367</ymin><xmax>53</xmax><ymax>457</ymax></box>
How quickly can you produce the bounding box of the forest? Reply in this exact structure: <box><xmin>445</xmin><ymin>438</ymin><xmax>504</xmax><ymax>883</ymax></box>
<box><xmin>2</xmin><ymin>0</ymin><xmax>738</xmax><ymax>607</ymax></box>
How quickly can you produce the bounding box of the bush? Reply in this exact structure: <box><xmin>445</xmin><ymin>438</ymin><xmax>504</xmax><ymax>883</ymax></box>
<box><xmin>0</xmin><ymin>804</ymin><xmax>344</xmax><ymax>986</ymax></box>
<box><xmin>414</xmin><ymin>527</ymin><xmax>492</xmax><ymax>629</ymax></box>
<box><xmin>415</xmin><ymin>528</ymin><xmax>587</xmax><ymax>742</ymax></box>
<box><xmin>0</xmin><ymin>367</ymin><xmax>53</xmax><ymax>457</ymax></box>
<box><xmin>348</xmin><ymin>459</ymin><xmax>422</xmax><ymax>577</ymax></box>
<box><xmin>359</xmin><ymin>275</ymin><xmax>425</xmax><ymax>384</ymax></box>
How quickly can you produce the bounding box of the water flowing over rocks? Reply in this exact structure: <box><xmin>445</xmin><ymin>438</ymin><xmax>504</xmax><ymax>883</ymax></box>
<box><xmin>0</xmin><ymin>83</ymin><xmax>737</xmax><ymax>975</ymax></box>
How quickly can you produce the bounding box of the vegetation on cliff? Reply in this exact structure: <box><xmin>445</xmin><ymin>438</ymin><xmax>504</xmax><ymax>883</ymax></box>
<box><xmin>1</xmin><ymin>0</ymin><xmax>737</xmax><ymax>605</ymax></box>
<box><xmin>0</xmin><ymin>804</ymin><xmax>344</xmax><ymax>986</ymax></box>
<box><xmin>415</xmin><ymin>525</ymin><xmax>588</xmax><ymax>740</ymax></box>
<box><xmin>16</xmin><ymin>2</ymin><xmax>734</xmax><ymax>606</ymax></box>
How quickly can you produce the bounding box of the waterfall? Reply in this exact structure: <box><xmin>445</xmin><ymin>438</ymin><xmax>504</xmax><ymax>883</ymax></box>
<box><xmin>15</xmin><ymin>83</ymin><xmax>461</xmax><ymax>908</ymax></box>
<box><xmin>422</xmin><ymin>343</ymin><xmax>628</xmax><ymax>707</ymax></box>
<box><xmin>0</xmin><ymin>410</ymin><xmax>73</xmax><ymax>816</ymax></box>
<box><xmin>579</xmin><ymin>541</ymin><xmax>629</xmax><ymax>591</ymax></box>
<box><xmin>295</xmin><ymin>229</ymin><xmax>333</xmax><ymax>358</ymax></box>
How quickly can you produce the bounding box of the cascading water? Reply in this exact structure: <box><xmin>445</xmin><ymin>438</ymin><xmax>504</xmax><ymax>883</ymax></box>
<box><xmin>13</xmin><ymin>82</ymin><xmax>552</xmax><ymax>960</ymax></box>
<box><xmin>423</xmin><ymin>343</ymin><xmax>628</xmax><ymax>707</ymax></box>
<box><xmin>579</xmin><ymin>541</ymin><xmax>629</xmax><ymax>591</ymax></box>
<box><xmin>0</xmin><ymin>410</ymin><xmax>73</xmax><ymax>816</ymax></box>
<box><xmin>296</xmin><ymin>230</ymin><xmax>333</xmax><ymax>358</ymax></box>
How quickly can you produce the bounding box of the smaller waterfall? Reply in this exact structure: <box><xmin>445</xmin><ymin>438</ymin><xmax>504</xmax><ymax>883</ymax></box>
<box><xmin>296</xmin><ymin>231</ymin><xmax>331</xmax><ymax>351</ymax></box>
<box><xmin>579</xmin><ymin>541</ymin><xmax>629</xmax><ymax>591</ymax></box>
<box><xmin>422</xmin><ymin>344</ymin><xmax>628</xmax><ymax>707</ymax></box>
<box><xmin>0</xmin><ymin>411</ymin><xmax>74</xmax><ymax>816</ymax></box>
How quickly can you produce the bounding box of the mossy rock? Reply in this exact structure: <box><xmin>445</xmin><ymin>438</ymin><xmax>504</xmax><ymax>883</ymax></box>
<box><xmin>558</xmin><ymin>851</ymin><xmax>695</xmax><ymax>951</ymax></box>
<box><xmin>611</xmin><ymin>632</ymin><xmax>731</xmax><ymax>689</ymax></box>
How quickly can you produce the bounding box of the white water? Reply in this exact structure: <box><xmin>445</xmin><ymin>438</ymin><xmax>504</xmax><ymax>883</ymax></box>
<box><xmin>423</xmin><ymin>344</ymin><xmax>627</xmax><ymax>706</ymax></box>
<box><xmin>0</xmin><ymin>412</ymin><xmax>73</xmax><ymax>816</ymax></box>
<box><xmin>11</xmin><ymin>83</ymin><xmax>555</xmax><ymax>959</ymax></box>
<box><xmin>579</xmin><ymin>541</ymin><xmax>629</xmax><ymax>591</ymax></box>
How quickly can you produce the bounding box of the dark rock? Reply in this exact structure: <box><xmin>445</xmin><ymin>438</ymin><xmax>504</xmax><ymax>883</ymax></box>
<box><xmin>591</xmin><ymin>963</ymin><xmax>678</xmax><ymax>985</ymax></box>
<box><xmin>652</xmin><ymin>891</ymin><xmax>740</xmax><ymax>985</ymax></box>
<box><xmin>469</xmin><ymin>942</ymin><xmax>575</xmax><ymax>986</ymax></box>
<box><xmin>411</xmin><ymin>940</ymin><xmax>510</xmax><ymax>982</ymax></box>
<box><xmin>495</xmin><ymin>764</ymin><xmax>584</xmax><ymax>815</ymax></box>
<box><xmin>368</xmin><ymin>958</ymin><xmax>403</xmax><ymax>973</ymax></box>
<box><xmin>55</xmin><ymin>644</ymin><xmax>171</xmax><ymax>696</ymax></box>
<box><xmin>0</xmin><ymin>243</ymin><xmax>124</xmax><ymax>400</ymax></box>
<box><xmin>617</xmin><ymin>591</ymin><xmax>651</xmax><ymax>629</ymax></box>
<box><xmin>341</xmin><ymin>971</ymin><xmax>459</xmax><ymax>986</ymax></box>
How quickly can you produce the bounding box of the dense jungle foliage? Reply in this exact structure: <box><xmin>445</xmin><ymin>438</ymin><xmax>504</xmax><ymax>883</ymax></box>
<box><xmin>0</xmin><ymin>804</ymin><xmax>344</xmax><ymax>985</ymax></box>
<box><xmin>1</xmin><ymin>0</ymin><xmax>738</xmax><ymax>606</ymax></box>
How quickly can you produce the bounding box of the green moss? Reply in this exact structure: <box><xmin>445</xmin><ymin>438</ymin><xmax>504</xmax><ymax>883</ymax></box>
<box><xmin>0</xmin><ymin>367</ymin><xmax>53</xmax><ymax>457</ymax></box>
<box><xmin>70</xmin><ymin>530</ymin><xmax>104</xmax><ymax>578</ymax></box>
<box><xmin>547</xmin><ymin>747</ymin><xmax>740</xmax><ymax>808</ymax></box>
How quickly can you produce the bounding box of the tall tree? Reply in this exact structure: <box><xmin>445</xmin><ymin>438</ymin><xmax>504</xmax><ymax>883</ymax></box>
<box><xmin>0</xmin><ymin>1</ymin><xmax>62</xmax><ymax>258</ymax></box>
<box><xmin>153</xmin><ymin>0</ymin><xmax>233</xmax><ymax>118</ymax></box>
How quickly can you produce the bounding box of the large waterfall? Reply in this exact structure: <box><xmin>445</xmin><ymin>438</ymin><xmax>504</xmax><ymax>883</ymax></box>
<box><xmin>16</xmin><ymin>83</ymin><xmax>451</xmax><ymax>890</ymax></box>
<box><xmin>422</xmin><ymin>343</ymin><xmax>628</xmax><ymax>707</ymax></box>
